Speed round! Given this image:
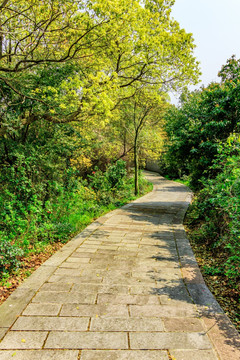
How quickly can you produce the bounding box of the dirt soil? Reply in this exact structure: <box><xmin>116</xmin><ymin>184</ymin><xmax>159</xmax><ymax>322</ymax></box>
<box><xmin>0</xmin><ymin>242</ymin><xmax>64</xmax><ymax>305</ymax></box>
<box><xmin>185</xmin><ymin>227</ymin><xmax>240</xmax><ymax>332</ymax></box>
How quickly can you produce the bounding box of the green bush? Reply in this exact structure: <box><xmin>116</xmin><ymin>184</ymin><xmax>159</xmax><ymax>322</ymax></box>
<box><xmin>187</xmin><ymin>135</ymin><xmax>240</xmax><ymax>288</ymax></box>
<box><xmin>162</xmin><ymin>57</ymin><xmax>240</xmax><ymax>189</ymax></box>
<box><xmin>0</xmin><ymin>158</ymin><xmax>152</xmax><ymax>277</ymax></box>
<box><xmin>0</xmin><ymin>237</ymin><xmax>24</xmax><ymax>274</ymax></box>
<box><xmin>88</xmin><ymin>160</ymin><xmax>127</xmax><ymax>204</ymax></box>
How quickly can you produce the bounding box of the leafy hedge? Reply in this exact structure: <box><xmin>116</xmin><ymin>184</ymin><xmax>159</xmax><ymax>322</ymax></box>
<box><xmin>0</xmin><ymin>160</ymin><xmax>151</xmax><ymax>278</ymax></box>
<box><xmin>186</xmin><ymin>135</ymin><xmax>240</xmax><ymax>289</ymax></box>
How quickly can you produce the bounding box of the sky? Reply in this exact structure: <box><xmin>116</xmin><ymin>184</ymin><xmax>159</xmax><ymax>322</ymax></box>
<box><xmin>170</xmin><ymin>0</ymin><xmax>240</xmax><ymax>103</ymax></box>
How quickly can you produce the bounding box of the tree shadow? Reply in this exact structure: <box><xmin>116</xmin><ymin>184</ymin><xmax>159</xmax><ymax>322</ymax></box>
<box><xmin>118</xmin><ymin>197</ymin><xmax>240</xmax><ymax>350</ymax></box>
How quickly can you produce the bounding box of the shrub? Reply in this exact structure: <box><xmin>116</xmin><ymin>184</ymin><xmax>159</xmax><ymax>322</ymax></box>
<box><xmin>0</xmin><ymin>237</ymin><xmax>24</xmax><ymax>274</ymax></box>
<box><xmin>187</xmin><ymin>134</ymin><xmax>240</xmax><ymax>288</ymax></box>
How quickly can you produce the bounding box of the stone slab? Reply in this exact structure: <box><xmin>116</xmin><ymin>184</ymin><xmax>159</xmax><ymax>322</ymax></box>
<box><xmin>129</xmin><ymin>304</ymin><xmax>197</xmax><ymax>318</ymax></box>
<box><xmin>45</xmin><ymin>331</ymin><xmax>128</xmax><ymax>349</ymax></box>
<box><xmin>68</xmin><ymin>253</ymin><xmax>93</xmax><ymax>259</ymax></box>
<box><xmin>187</xmin><ymin>284</ymin><xmax>223</xmax><ymax>314</ymax></box>
<box><xmin>47</xmin><ymin>275</ymin><xmax>103</xmax><ymax>284</ymax></box>
<box><xmin>0</xmin><ymin>329</ymin><xmax>8</xmax><ymax>340</ymax></box>
<box><xmin>97</xmin><ymin>294</ymin><xmax>160</xmax><ymax>305</ymax></box>
<box><xmin>60</xmin><ymin>304</ymin><xmax>129</xmax><ymax>317</ymax></box>
<box><xmin>0</xmin><ymin>331</ymin><xmax>48</xmax><ymax>349</ymax></box>
<box><xmin>170</xmin><ymin>350</ymin><xmax>218</xmax><ymax>360</ymax></box>
<box><xmin>0</xmin><ymin>350</ymin><xmax>79</xmax><ymax>360</ymax></box>
<box><xmin>0</xmin><ymin>171</ymin><xmax>238</xmax><ymax>358</ymax></box>
<box><xmin>202</xmin><ymin>314</ymin><xmax>240</xmax><ymax>360</ymax></box>
<box><xmin>80</xmin><ymin>350</ymin><xmax>168</xmax><ymax>359</ymax></box>
<box><xmin>40</xmin><ymin>283</ymin><xmax>73</xmax><ymax>292</ymax></box>
<box><xmin>22</xmin><ymin>303</ymin><xmax>61</xmax><ymax>316</ymax></box>
<box><xmin>129</xmin><ymin>332</ymin><xmax>212</xmax><ymax>350</ymax></box>
<box><xmin>32</xmin><ymin>291</ymin><xmax>96</xmax><ymax>304</ymax></box>
<box><xmin>12</xmin><ymin>316</ymin><xmax>90</xmax><ymax>331</ymax></box>
<box><xmin>90</xmin><ymin>317</ymin><xmax>164</xmax><ymax>331</ymax></box>
<box><xmin>17</xmin><ymin>266</ymin><xmax>57</xmax><ymax>290</ymax></box>
<box><xmin>163</xmin><ymin>318</ymin><xmax>204</xmax><ymax>332</ymax></box>
<box><xmin>0</xmin><ymin>289</ymin><xmax>35</xmax><ymax>327</ymax></box>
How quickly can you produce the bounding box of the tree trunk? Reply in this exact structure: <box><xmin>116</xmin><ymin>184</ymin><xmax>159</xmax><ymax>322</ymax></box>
<box><xmin>134</xmin><ymin>135</ymin><xmax>139</xmax><ymax>195</ymax></box>
<box><xmin>0</xmin><ymin>1</ymin><xmax>9</xmax><ymax>58</ymax></box>
<box><xmin>0</xmin><ymin>23</ymin><xmax>3</xmax><ymax>59</ymax></box>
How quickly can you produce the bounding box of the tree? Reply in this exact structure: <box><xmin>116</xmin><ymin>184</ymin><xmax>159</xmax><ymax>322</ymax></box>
<box><xmin>0</xmin><ymin>0</ymin><xmax>201</xmax><ymax>202</ymax></box>
<box><xmin>0</xmin><ymin>0</ymin><xmax>200</xmax><ymax>128</ymax></box>
<box><xmin>163</xmin><ymin>56</ymin><xmax>240</xmax><ymax>188</ymax></box>
<box><xmin>117</xmin><ymin>89</ymin><xmax>168</xmax><ymax>194</ymax></box>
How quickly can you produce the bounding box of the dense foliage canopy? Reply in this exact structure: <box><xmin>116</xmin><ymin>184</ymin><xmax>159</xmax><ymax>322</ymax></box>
<box><xmin>161</xmin><ymin>56</ymin><xmax>240</xmax><ymax>305</ymax></box>
<box><xmin>0</xmin><ymin>0</ymin><xmax>199</xmax><ymax>277</ymax></box>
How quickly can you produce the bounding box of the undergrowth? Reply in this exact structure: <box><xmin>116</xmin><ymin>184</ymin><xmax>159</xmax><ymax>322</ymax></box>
<box><xmin>0</xmin><ymin>161</ymin><xmax>152</xmax><ymax>284</ymax></box>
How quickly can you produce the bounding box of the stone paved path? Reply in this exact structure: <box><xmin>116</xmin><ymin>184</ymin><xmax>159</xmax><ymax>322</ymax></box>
<box><xmin>0</xmin><ymin>172</ymin><xmax>239</xmax><ymax>360</ymax></box>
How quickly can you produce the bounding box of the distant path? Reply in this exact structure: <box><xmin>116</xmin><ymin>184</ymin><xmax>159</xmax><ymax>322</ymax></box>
<box><xmin>0</xmin><ymin>172</ymin><xmax>239</xmax><ymax>360</ymax></box>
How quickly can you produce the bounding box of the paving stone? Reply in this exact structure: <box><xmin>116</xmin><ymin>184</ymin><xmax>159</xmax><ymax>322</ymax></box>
<box><xmin>97</xmin><ymin>294</ymin><xmax>160</xmax><ymax>305</ymax></box>
<box><xmin>70</xmin><ymin>253</ymin><xmax>93</xmax><ymax>259</ymax></box>
<box><xmin>59</xmin><ymin>262</ymin><xmax>82</xmax><ymax>269</ymax></box>
<box><xmin>129</xmin><ymin>285</ymin><xmax>156</xmax><ymax>295</ymax></box>
<box><xmin>85</xmin><ymin>262</ymin><xmax>109</xmax><ymax>269</ymax></box>
<box><xmin>54</xmin><ymin>268</ymin><xmax>83</xmax><ymax>276</ymax></box>
<box><xmin>60</xmin><ymin>304</ymin><xmax>129</xmax><ymax>317</ymax></box>
<box><xmin>85</xmin><ymin>240</ymin><xmax>101</xmax><ymax>245</ymax></box>
<box><xmin>76</xmin><ymin>248</ymin><xmax>96</xmax><ymax>253</ymax></box>
<box><xmin>90</xmin><ymin>317</ymin><xmax>164</xmax><ymax>331</ymax></box>
<box><xmin>98</xmin><ymin>245</ymin><xmax>118</xmax><ymax>250</ymax></box>
<box><xmin>129</xmin><ymin>332</ymin><xmax>212</xmax><ymax>349</ymax></box>
<box><xmin>40</xmin><ymin>283</ymin><xmax>73</xmax><ymax>292</ymax></box>
<box><xmin>12</xmin><ymin>316</ymin><xmax>89</xmax><ymax>331</ymax></box>
<box><xmin>0</xmin><ymin>289</ymin><xmax>35</xmax><ymax>328</ymax></box>
<box><xmin>22</xmin><ymin>303</ymin><xmax>61</xmax><ymax>316</ymax></box>
<box><xmin>80</xmin><ymin>350</ymin><xmax>168</xmax><ymax>359</ymax></box>
<box><xmin>18</xmin><ymin>266</ymin><xmax>57</xmax><ymax>290</ymax></box>
<box><xmin>97</xmin><ymin>285</ymin><xmax>130</xmax><ymax>294</ymax></box>
<box><xmin>80</xmin><ymin>244</ymin><xmax>100</xmax><ymax>249</ymax></box>
<box><xmin>0</xmin><ymin>329</ymin><xmax>8</xmax><ymax>340</ymax></box>
<box><xmin>72</xmin><ymin>283</ymin><xmax>130</xmax><ymax>295</ymax></box>
<box><xmin>129</xmin><ymin>304</ymin><xmax>197</xmax><ymax>318</ymax></box>
<box><xmin>71</xmin><ymin>284</ymin><xmax>101</xmax><ymax>293</ymax></box>
<box><xmin>101</xmin><ymin>238</ymin><xmax>123</xmax><ymax>243</ymax></box>
<box><xmin>0</xmin><ymin>172</ymin><xmax>238</xmax><ymax>358</ymax></box>
<box><xmin>136</xmin><ymin>260</ymin><xmax>180</xmax><ymax>268</ymax></box>
<box><xmin>163</xmin><ymin>318</ymin><xmax>204</xmax><ymax>332</ymax></box>
<box><xmin>45</xmin><ymin>331</ymin><xmax>128</xmax><ymax>349</ymax></box>
<box><xmin>187</xmin><ymin>284</ymin><xmax>223</xmax><ymax>314</ymax></box>
<box><xmin>106</xmin><ymin>264</ymin><xmax>135</xmax><ymax>271</ymax></box>
<box><xmin>0</xmin><ymin>331</ymin><xmax>48</xmax><ymax>349</ymax></box>
<box><xmin>102</xmin><ymin>276</ymin><xmax>156</xmax><ymax>286</ymax></box>
<box><xmin>91</xmin><ymin>254</ymin><xmax>115</xmax><ymax>261</ymax></box>
<box><xmin>170</xmin><ymin>350</ymin><xmax>218</xmax><ymax>360</ymax></box>
<box><xmin>132</xmin><ymin>270</ymin><xmax>181</xmax><ymax>281</ymax></box>
<box><xmin>0</xmin><ymin>350</ymin><xmax>79</xmax><ymax>359</ymax></box>
<box><xmin>114</xmin><ymin>252</ymin><xmax>138</xmax><ymax>258</ymax></box>
<box><xmin>89</xmin><ymin>259</ymin><xmax>111</xmax><ymax>266</ymax></box>
<box><xmin>48</xmin><ymin>275</ymin><xmax>103</xmax><ymax>284</ymax></box>
<box><xmin>202</xmin><ymin>314</ymin><xmax>240</xmax><ymax>360</ymax></box>
<box><xmin>181</xmin><ymin>266</ymin><xmax>205</xmax><ymax>284</ymax></box>
<box><xmin>32</xmin><ymin>291</ymin><xmax>96</xmax><ymax>304</ymax></box>
<box><xmin>148</xmin><ymin>285</ymin><xmax>191</xmax><ymax>300</ymax></box>
<box><xmin>159</xmin><ymin>294</ymin><xmax>192</xmax><ymax>305</ymax></box>
<box><xmin>81</xmin><ymin>269</ymin><xmax>106</xmax><ymax>277</ymax></box>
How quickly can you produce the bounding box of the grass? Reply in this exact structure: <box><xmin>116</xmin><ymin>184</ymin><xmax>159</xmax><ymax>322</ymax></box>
<box><xmin>0</xmin><ymin>173</ymin><xmax>153</xmax><ymax>304</ymax></box>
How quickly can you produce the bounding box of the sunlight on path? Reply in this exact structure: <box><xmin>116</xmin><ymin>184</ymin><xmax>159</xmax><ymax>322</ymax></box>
<box><xmin>0</xmin><ymin>172</ymin><xmax>239</xmax><ymax>360</ymax></box>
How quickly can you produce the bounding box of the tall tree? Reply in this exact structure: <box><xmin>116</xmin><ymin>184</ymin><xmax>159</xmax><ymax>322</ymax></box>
<box><xmin>117</xmin><ymin>89</ymin><xmax>168</xmax><ymax>194</ymax></box>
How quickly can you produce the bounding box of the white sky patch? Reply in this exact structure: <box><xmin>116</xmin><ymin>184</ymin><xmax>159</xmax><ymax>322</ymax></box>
<box><xmin>170</xmin><ymin>0</ymin><xmax>240</xmax><ymax>104</ymax></box>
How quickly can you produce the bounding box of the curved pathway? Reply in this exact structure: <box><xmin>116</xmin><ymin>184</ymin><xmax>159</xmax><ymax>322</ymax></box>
<box><xmin>0</xmin><ymin>172</ymin><xmax>239</xmax><ymax>360</ymax></box>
